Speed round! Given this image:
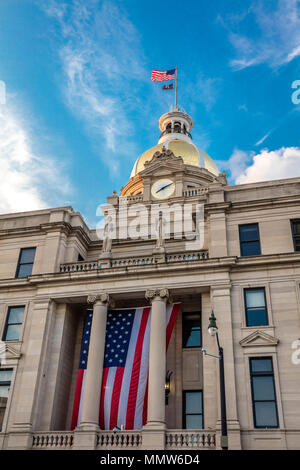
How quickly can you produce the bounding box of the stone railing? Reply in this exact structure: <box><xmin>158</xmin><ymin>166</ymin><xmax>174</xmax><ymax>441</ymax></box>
<box><xmin>165</xmin><ymin>430</ymin><xmax>216</xmax><ymax>449</ymax></box>
<box><xmin>183</xmin><ymin>187</ymin><xmax>208</xmax><ymax>197</ymax></box>
<box><xmin>60</xmin><ymin>261</ymin><xmax>99</xmax><ymax>273</ymax></box>
<box><xmin>32</xmin><ymin>431</ymin><xmax>74</xmax><ymax>449</ymax></box>
<box><xmin>60</xmin><ymin>250</ymin><xmax>209</xmax><ymax>273</ymax></box>
<box><xmin>97</xmin><ymin>431</ymin><xmax>142</xmax><ymax>449</ymax></box>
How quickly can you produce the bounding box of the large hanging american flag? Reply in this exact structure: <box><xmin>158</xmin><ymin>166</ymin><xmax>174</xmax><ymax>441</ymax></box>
<box><xmin>151</xmin><ymin>69</ymin><xmax>175</xmax><ymax>82</ymax></box>
<box><xmin>71</xmin><ymin>303</ymin><xmax>180</xmax><ymax>430</ymax></box>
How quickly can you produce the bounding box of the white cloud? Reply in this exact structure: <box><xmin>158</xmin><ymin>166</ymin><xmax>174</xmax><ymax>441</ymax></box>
<box><xmin>0</xmin><ymin>102</ymin><xmax>70</xmax><ymax>214</ymax></box>
<box><xmin>219</xmin><ymin>0</ymin><xmax>300</xmax><ymax>69</ymax></box>
<box><xmin>224</xmin><ymin>146</ymin><xmax>300</xmax><ymax>184</ymax></box>
<box><xmin>41</xmin><ymin>0</ymin><xmax>147</xmax><ymax>177</ymax></box>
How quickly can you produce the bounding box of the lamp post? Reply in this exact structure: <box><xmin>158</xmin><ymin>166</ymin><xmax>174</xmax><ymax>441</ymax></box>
<box><xmin>207</xmin><ymin>311</ymin><xmax>228</xmax><ymax>450</ymax></box>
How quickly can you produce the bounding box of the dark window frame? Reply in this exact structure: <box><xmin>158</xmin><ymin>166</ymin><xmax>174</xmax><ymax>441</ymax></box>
<box><xmin>291</xmin><ymin>219</ymin><xmax>300</xmax><ymax>252</ymax></box>
<box><xmin>182</xmin><ymin>311</ymin><xmax>202</xmax><ymax>349</ymax></box>
<box><xmin>244</xmin><ymin>288</ymin><xmax>268</xmax><ymax>327</ymax></box>
<box><xmin>249</xmin><ymin>357</ymin><xmax>279</xmax><ymax>429</ymax></box>
<box><xmin>182</xmin><ymin>390</ymin><xmax>204</xmax><ymax>430</ymax></box>
<box><xmin>239</xmin><ymin>223</ymin><xmax>261</xmax><ymax>257</ymax></box>
<box><xmin>15</xmin><ymin>247</ymin><xmax>36</xmax><ymax>278</ymax></box>
<box><xmin>2</xmin><ymin>306</ymin><xmax>25</xmax><ymax>341</ymax></box>
<box><xmin>0</xmin><ymin>368</ymin><xmax>13</xmax><ymax>431</ymax></box>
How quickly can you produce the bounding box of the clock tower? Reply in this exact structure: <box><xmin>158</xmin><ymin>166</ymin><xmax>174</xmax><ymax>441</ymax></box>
<box><xmin>120</xmin><ymin>109</ymin><xmax>225</xmax><ymax>202</ymax></box>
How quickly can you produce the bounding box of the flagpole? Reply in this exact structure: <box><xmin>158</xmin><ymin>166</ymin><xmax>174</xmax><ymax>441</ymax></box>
<box><xmin>175</xmin><ymin>66</ymin><xmax>178</xmax><ymax>110</ymax></box>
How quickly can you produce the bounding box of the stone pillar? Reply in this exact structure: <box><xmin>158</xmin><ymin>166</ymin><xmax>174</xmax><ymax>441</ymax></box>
<box><xmin>74</xmin><ymin>292</ymin><xmax>110</xmax><ymax>450</ymax></box>
<box><xmin>143</xmin><ymin>288</ymin><xmax>169</xmax><ymax>450</ymax></box>
<box><xmin>210</xmin><ymin>285</ymin><xmax>241</xmax><ymax>450</ymax></box>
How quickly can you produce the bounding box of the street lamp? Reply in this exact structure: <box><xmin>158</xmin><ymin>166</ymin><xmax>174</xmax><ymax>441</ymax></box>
<box><xmin>205</xmin><ymin>311</ymin><xmax>228</xmax><ymax>450</ymax></box>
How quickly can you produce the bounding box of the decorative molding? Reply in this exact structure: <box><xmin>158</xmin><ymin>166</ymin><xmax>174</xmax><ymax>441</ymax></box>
<box><xmin>145</xmin><ymin>288</ymin><xmax>170</xmax><ymax>303</ymax></box>
<box><xmin>240</xmin><ymin>330</ymin><xmax>279</xmax><ymax>348</ymax></box>
<box><xmin>87</xmin><ymin>292</ymin><xmax>110</xmax><ymax>305</ymax></box>
<box><xmin>0</xmin><ymin>341</ymin><xmax>22</xmax><ymax>365</ymax></box>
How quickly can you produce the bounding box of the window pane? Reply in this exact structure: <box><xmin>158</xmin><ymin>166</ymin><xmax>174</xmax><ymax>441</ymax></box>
<box><xmin>240</xmin><ymin>225</ymin><xmax>259</xmax><ymax>242</ymax></box>
<box><xmin>185</xmin><ymin>392</ymin><xmax>202</xmax><ymax>414</ymax></box>
<box><xmin>251</xmin><ymin>358</ymin><xmax>273</xmax><ymax>373</ymax></box>
<box><xmin>252</xmin><ymin>376</ymin><xmax>276</xmax><ymax>400</ymax></box>
<box><xmin>0</xmin><ymin>370</ymin><xmax>12</xmax><ymax>383</ymax></box>
<box><xmin>4</xmin><ymin>324</ymin><xmax>22</xmax><ymax>341</ymax></box>
<box><xmin>254</xmin><ymin>402</ymin><xmax>278</xmax><ymax>427</ymax></box>
<box><xmin>246</xmin><ymin>308</ymin><xmax>268</xmax><ymax>326</ymax></box>
<box><xmin>17</xmin><ymin>263</ymin><xmax>33</xmax><ymax>278</ymax></box>
<box><xmin>19</xmin><ymin>248</ymin><xmax>36</xmax><ymax>264</ymax></box>
<box><xmin>295</xmin><ymin>239</ymin><xmax>300</xmax><ymax>251</ymax></box>
<box><xmin>0</xmin><ymin>386</ymin><xmax>10</xmax><ymax>398</ymax></box>
<box><xmin>7</xmin><ymin>307</ymin><xmax>24</xmax><ymax>324</ymax></box>
<box><xmin>186</xmin><ymin>414</ymin><xmax>203</xmax><ymax>429</ymax></box>
<box><xmin>183</xmin><ymin>313</ymin><xmax>201</xmax><ymax>348</ymax></box>
<box><xmin>245</xmin><ymin>290</ymin><xmax>265</xmax><ymax>308</ymax></box>
<box><xmin>241</xmin><ymin>241</ymin><xmax>261</xmax><ymax>256</ymax></box>
<box><xmin>292</xmin><ymin>221</ymin><xmax>300</xmax><ymax>235</ymax></box>
<box><xmin>184</xmin><ymin>326</ymin><xmax>201</xmax><ymax>347</ymax></box>
<box><xmin>0</xmin><ymin>403</ymin><xmax>6</xmax><ymax>430</ymax></box>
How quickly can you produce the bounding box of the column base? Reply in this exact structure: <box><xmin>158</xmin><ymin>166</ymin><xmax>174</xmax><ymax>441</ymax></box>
<box><xmin>73</xmin><ymin>423</ymin><xmax>99</xmax><ymax>450</ymax></box>
<box><xmin>142</xmin><ymin>422</ymin><xmax>166</xmax><ymax>450</ymax></box>
<box><xmin>6</xmin><ymin>425</ymin><xmax>33</xmax><ymax>450</ymax></box>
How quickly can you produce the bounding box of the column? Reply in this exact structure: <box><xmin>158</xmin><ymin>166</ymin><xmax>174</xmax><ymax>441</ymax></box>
<box><xmin>143</xmin><ymin>288</ymin><xmax>169</xmax><ymax>450</ymax></box>
<box><xmin>210</xmin><ymin>285</ymin><xmax>241</xmax><ymax>449</ymax></box>
<box><xmin>79</xmin><ymin>293</ymin><xmax>110</xmax><ymax>429</ymax></box>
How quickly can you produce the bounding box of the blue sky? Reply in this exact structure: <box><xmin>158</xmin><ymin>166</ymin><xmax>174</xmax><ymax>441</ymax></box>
<box><xmin>0</xmin><ymin>0</ymin><xmax>300</xmax><ymax>226</ymax></box>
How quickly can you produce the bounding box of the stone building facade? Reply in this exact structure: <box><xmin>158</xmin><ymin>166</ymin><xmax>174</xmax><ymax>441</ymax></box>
<box><xmin>0</xmin><ymin>110</ymin><xmax>300</xmax><ymax>450</ymax></box>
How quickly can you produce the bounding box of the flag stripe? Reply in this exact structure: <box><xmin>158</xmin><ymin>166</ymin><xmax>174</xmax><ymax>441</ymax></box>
<box><xmin>151</xmin><ymin>69</ymin><xmax>175</xmax><ymax>82</ymax></box>
<box><xmin>104</xmin><ymin>368</ymin><xmax>117</xmax><ymax>429</ymax></box>
<box><xmin>166</xmin><ymin>303</ymin><xmax>180</xmax><ymax>349</ymax></box>
<box><xmin>109</xmin><ymin>367</ymin><xmax>125</xmax><ymax>430</ymax></box>
<box><xmin>134</xmin><ymin>310</ymin><xmax>151</xmax><ymax>429</ymax></box>
<box><xmin>70</xmin><ymin>369</ymin><xmax>84</xmax><ymax>430</ymax></box>
<box><xmin>125</xmin><ymin>307</ymin><xmax>150</xmax><ymax>429</ymax></box>
<box><xmin>99</xmin><ymin>367</ymin><xmax>109</xmax><ymax>429</ymax></box>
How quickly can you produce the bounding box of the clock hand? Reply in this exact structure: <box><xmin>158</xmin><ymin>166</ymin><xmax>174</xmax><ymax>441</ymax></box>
<box><xmin>156</xmin><ymin>182</ymin><xmax>173</xmax><ymax>193</ymax></box>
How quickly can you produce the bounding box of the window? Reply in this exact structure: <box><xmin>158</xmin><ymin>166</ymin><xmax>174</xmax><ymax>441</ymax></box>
<box><xmin>16</xmin><ymin>248</ymin><xmax>36</xmax><ymax>278</ymax></box>
<box><xmin>182</xmin><ymin>312</ymin><xmax>201</xmax><ymax>348</ymax></box>
<box><xmin>183</xmin><ymin>391</ymin><xmax>203</xmax><ymax>429</ymax></box>
<box><xmin>0</xmin><ymin>369</ymin><xmax>13</xmax><ymax>431</ymax></box>
<box><xmin>239</xmin><ymin>224</ymin><xmax>261</xmax><ymax>256</ymax></box>
<box><xmin>244</xmin><ymin>288</ymin><xmax>268</xmax><ymax>327</ymax></box>
<box><xmin>2</xmin><ymin>306</ymin><xmax>25</xmax><ymax>341</ymax></box>
<box><xmin>78</xmin><ymin>253</ymin><xmax>84</xmax><ymax>262</ymax></box>
<box><xmin>291</xmin><ymin>220</ymin><xmax>300</xmax><ymax>252</ymax></box>
<box><xmin>250</xmin><ymin>358</ymin><xmax>279</xmax><ymax>428</ymax></box>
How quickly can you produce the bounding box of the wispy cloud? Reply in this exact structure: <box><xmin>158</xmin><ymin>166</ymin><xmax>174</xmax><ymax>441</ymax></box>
<box><xmin>219</xmin><ymin>0</ymin><xmax>300</xmax><ymax>70</ymax></box>
<box><xmin>0</xmin><ymin>99</ymin><xmax>71</xmax><ymax>214</ymax></box>
<box><xmin>223</xmin><ymin>146</ymin><xmax>300</xmax><ymax>184</ymax></box>
<box><xmin>41</xmin><ymin>0</ymin><xmax>147</xmax><ymax>177</ymax></box>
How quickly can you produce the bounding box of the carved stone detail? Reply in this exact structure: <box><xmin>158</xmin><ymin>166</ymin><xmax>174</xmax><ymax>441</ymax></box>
<box><xmin>145</xmin><ymin>288</ymin><xmax>170</xmax><ymax>303</ymax></box>
<box><xmin>87</xmin><ymin>292</ymin><xmax>110</xmax><ymax>305</ymax></box>
<box><xmin>144</xmin><ymin>149</ymin><xmax>183</xmax><ymax>167</ymax></box>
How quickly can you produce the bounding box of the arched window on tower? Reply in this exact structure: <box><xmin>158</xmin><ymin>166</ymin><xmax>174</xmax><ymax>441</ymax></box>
<box><xmin>166</xmin><ymin>123</ymin><xmax>172</xmax><ymax>133</ymax></box>
<box><xmin>174</xmin><ymin>121</ymin><xmax>181</xmax><ymax>133</ymax></box>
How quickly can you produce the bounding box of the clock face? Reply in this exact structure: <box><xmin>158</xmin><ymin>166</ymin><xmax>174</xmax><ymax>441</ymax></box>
<box><xmin>151</xmin><ymin>178</ymin><xmax>175</xmax><ymax>199</ymax></box>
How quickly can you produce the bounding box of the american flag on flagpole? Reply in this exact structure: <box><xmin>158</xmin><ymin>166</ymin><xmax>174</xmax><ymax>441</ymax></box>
<box><xmin>71</xmin><ymin>303</ymin><xmax>180</xmax><ymax>430</ymax></box>
<box><xmin>151</xmin><ymin>69</ymin><xmax>176</xmax><ymax>82</ymax></box>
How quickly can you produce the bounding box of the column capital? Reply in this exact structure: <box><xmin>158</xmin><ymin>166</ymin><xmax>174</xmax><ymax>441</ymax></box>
<box><xmin>87</xmin><ymin>292</ymin><xmax>110</xmax><ymax>306</ymax></box>
<box><xmin>145</xmin><ymin>288</ymin><xmax>170</xmax><ymax>303</ymax></box>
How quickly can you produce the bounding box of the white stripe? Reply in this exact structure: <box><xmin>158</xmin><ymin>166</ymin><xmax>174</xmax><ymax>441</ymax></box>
<box><xmin>104</xmin><ymin>367</ymin><xmax>117</xmax><ymax>429</ymax></box>
<box><xmin>166</xmin><ymin>303</ymin><xmax>173</xmax><ymax>325</ymax></box>
<box><xmin>133</xmin><ymin>310</ymin><xmax>151</xmax><ymax>429</ymax></box>
<box><xmin>117</xmin><ymin>308</ymin><xmax>143</xmax><ymax>429</ymax></box>
<box><xmin>77</xmin><ymin>369</ymin><xmax>87</xmax><ymax>426</ymax></box>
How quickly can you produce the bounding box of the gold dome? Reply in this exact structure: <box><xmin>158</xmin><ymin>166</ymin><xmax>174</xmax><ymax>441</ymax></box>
<box><xmin>130</xmin><ymin>139</ymin><xmax>219</xmax><ymax>177</ymax></box>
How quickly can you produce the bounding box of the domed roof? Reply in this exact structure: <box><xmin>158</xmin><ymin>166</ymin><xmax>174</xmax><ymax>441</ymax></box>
<box><xmin>130</xmin><ymin>139</ymin><xmax>219</xmax><ymax>177</ymax></box>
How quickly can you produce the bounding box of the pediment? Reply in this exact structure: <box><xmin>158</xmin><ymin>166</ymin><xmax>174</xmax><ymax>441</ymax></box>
<box><xmin>240</xmin><ymin>330</ymin><xmax>279</xmax><ymax>348</ymax></box>
<box><xmin>140</xmin><ymin>149</ymin><xmax>185</xmax><ymax>177</ymax></box>
<box><xmin>0</xmin><ymin>341</ymin><xmax>22</xmax><ymax>364</ymax></box>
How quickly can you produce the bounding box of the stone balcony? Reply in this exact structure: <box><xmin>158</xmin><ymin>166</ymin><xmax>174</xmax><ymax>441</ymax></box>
<box><xmin>31</xmin><ymin>429</ymin><xmax>216</xmax><ymax>450</ymax></box>
<box><xmin>59</xmin><ymin>250</ymin><xmax>209</xmax><ymax>273</ymax></box>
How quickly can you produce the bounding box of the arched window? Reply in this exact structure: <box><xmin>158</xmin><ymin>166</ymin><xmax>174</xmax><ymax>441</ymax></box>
<box><xmin>174</xmin><ymin>121</ymin><xmax>181</xmax><ymax>133</ymax></box>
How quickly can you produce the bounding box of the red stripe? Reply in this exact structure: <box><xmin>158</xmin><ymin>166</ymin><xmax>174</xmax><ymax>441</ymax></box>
<box><xmin>99</xmin><ymin>368</ymin><xmax>109</xmax><ymax>429</ymax></box>
<box><xmin>166</xmin><ymin>303</ymin><xmax>180</xmax><ymax>350</ymax></box>
<box><xmin>70</xmin><ymin>369</ymin><xmax>84</xmax><ymax>430</ymax></box>
<box><xmin>142</xmin><ymin>380</ymin><xmax>148</xmax><ymax>426</ymax></box>
<box><xmin>109</xmin><ymin>367</ymin><xmax>125</xmax><ymax>430</ymax></box>
<box><xmin>125</xmin><ymin>307</ymin><xmax>151</xmax><ymax>430</ymax></box>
